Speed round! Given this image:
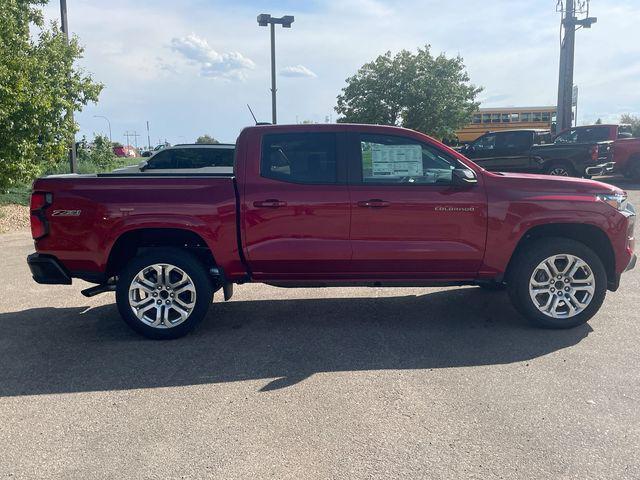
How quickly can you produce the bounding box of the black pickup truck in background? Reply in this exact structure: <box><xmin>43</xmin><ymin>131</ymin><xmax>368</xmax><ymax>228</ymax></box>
<box><xmin>459</xmin><ymin>129</ymin><xmax>614</xmax><ymax>177</ymax></box>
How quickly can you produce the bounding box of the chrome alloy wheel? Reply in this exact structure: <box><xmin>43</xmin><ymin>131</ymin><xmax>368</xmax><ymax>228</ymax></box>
<box><xmin>529</xmin><ymin>254</ymin><xmax>595</xmax><ymax>319</ymax></box>
<box><xmin>128</xmin><ymin>264</ymin><xmax>197</xmax><ymax>329</ymax></box>
<box><xmin>549</xmin><ymin>167</ymin><xmax>570</xmax><ymax>176</ymax></box>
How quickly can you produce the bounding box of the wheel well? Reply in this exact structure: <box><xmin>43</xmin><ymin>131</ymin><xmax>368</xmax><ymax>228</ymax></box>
<box><xmin>506</xmin><ymin>223</ymin><xmax>616</xmax><ymax>284</ymax></box>
<box><xmin>106</xmin><ymin>228</ymin><xmax>216</xmax><ymax>278</ymax></box>
<box><xmin>544</xmin><ymin>160</ymin><xmax>575</xmax><ymax>173</ymax></box>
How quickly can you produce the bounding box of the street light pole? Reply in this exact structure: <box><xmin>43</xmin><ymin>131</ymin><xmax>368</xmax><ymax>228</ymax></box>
<box><xmin>60</xmin><ymin>0</ymin><xmax>77</xmax><ymax>173</ymax></box>
<box><xmin>270</xmin><ymin>22</ymin><xmax>277</xmax><ymax>124</ymax></box>
<box><xmin>93</xmin><ymin>115</ymin><xmax>112</xmax><ymax>143</ymax></box>
<box><xmin>257</xmin><ymin>14</ymin><xmax>294</xmax><ymax>124</ymax></box>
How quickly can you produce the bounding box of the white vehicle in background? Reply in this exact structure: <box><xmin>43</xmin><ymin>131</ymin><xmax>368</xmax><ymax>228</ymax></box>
<box><xmin>113</xmin><ymin>144</ymin><xmax>235</xmax><ymax>174</ymax></box>
<box><xmin>140</xmin><ymin>143</ymin><xmax>169</xmax><ymax>157</ymax></box>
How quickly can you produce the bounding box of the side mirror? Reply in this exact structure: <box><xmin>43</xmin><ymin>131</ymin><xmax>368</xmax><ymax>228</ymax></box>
<box><xmin>138</xmin><ymin>160</ymin><xmax>149</xmax><ymax>171</ymax></box>
<box><xmin>452</xmin><ymin>168</ymin><xmax>478</xmax><ymax>186</ymax></box>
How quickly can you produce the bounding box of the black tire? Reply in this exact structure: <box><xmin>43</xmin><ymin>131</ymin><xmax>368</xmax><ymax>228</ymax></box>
<box><xmin>116</xmin><ymin>247</ymin><xmax>213</xmax><ymax>339</ymax></box>
<box><xmin>507</xmin><ymin>238</ymin><xmax>607</xmax><ymax>329</ymax></box>
<box><xmin>545</xmin><ymin>161</ymin><xmax>577</xmax><ymax>177</ymax></box>
<box><xmin>478</xmin><ymin>281</ymin><xmax>507</xmax><ymax>291</ymax></box>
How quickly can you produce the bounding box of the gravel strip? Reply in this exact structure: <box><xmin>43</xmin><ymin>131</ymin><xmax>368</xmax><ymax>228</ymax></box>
<box><xmin>0</xmin><ymin>205</ymin><xmax>30</xmax><ymax>234</ymax></box>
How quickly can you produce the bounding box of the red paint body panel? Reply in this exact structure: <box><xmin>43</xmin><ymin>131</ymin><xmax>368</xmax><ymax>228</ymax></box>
<box><xmin>237</xmin><ymin>127</ymin><xmax>351</xmax><ymax>278</ymax></box>
<box><xmin>33</xmin><ymin>177</ymin><xmax>245</xmax><ymax>279</ymax></box>
<box><xmin>31</xmin><ymin>123</ymin><xmax>635</xmax><ymax>287</ymax></box>
<box><xmin>481</xmin><ymin>171</ymin><xmax>633</xmax><ymax>275</ymax></box>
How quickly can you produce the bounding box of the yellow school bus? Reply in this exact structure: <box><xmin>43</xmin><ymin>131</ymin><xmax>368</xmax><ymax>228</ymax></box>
<box><xmin>456</xmin><ymin>106</ymin><xmax>557</xmax><ymax>143</ymax></box>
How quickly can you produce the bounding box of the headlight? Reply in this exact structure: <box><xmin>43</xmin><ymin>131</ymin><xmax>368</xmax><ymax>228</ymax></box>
<box><xmin>596</xmin><ymin>193</ymin><xmax>627</xmax><ymax>211</ymax></box>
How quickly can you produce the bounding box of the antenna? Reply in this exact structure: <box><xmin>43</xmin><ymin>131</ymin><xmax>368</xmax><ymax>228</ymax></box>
<box><xmin>247</xmin><ymin>104</ymin><xmax>258</xmax><ymax>125</ymax></box>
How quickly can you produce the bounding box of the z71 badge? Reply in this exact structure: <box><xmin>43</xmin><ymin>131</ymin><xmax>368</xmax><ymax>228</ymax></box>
<box><xmin>52</xmin><ymin>210</ymin><xmax>81</xmax><ymax>217</ymax></box>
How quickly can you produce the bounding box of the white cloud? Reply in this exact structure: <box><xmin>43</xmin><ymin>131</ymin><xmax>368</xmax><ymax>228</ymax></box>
<box><xmin>280</xmin><ymin>64</ymin><xmax>317</xmax><ymax>78</ymax></box>
<box><xmin>36</xmin><ymin>0</ymin><xmax>640</xmax><ymax>144</ymax></box>
<box><xmin>170</xmin><ymin>34</ymin><xmax>255</xmax><ymax>80</ymax></box>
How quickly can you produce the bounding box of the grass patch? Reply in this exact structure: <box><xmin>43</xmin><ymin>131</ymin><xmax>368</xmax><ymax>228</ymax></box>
<box><xmin>45</xmin><ymin>157</ymin><xmax>137</xmax><ymax>175</ymax></box>
<box><xmin>0</xmin><ymin>185</ymin><xmax>31</xmax><ymax>206</ymax></box>
<box><xmin>0</xmin><ymin>158</ymin><xmax>140</xmax><ymax>207</ymax></box>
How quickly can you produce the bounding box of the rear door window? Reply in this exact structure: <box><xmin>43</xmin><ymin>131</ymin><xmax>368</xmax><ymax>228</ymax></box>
<box><xmin>473</xmin><ymin>134</ymin><xmax>496</xmax><ymax>151</ymax></box>
<box><xmin>261</xmin><ymin>133</ymin><xmax>337</xmax><ymax>184</ymax></box>
<box><xmin>205</xmin><ymin>148</ymin><xmax>234</xmax><ymax>166</ymax></box>
<box><xmin>496</xmin><ymin>131</ymin><xmax>531</xmax><ymax>153</ymax></box>
<box><xmin>145</xmin><ymin>150</ymin><xmax>175</xmax><ymax>169</ymax></box>
<box><xmin>174</xmin><ymin>149</ymin><xmax>209</xmax><ymax>169</ymax></box>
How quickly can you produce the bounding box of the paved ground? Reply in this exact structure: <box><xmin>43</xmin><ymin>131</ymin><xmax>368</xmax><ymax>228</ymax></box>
<box><xmin>0</xmin><ymin>178</ymin><xmax>638</xmax><ymax>479</ymax></box>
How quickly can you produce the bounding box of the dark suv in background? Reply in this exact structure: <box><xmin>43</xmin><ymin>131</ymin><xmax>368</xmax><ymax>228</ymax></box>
<box><xmin>113</xmin><ymin>144</ymin><xmax>235</xmax><ymax>174</ymax></box>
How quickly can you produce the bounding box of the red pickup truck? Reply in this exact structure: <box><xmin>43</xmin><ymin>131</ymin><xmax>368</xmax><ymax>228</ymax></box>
<box><xmin>28</xmin><ymin>124</ymin><xmax>636</xmax><ymax>339</ymax></box>
<box><xmin>554</xmin><ymin>124</ymin><xmax>640</xmax><ymax>179</ymax></box>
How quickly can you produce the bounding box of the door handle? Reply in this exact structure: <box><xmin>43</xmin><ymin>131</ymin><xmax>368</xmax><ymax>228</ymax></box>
<box><xmin>253</xmin><ymin>199</ymin><xmax>287</xmax><ymax>208</ymax></box>
<box><xmin>357</xmin><ymin>199</ymin><xmax>391</xmax><ymax>208</ymax></box>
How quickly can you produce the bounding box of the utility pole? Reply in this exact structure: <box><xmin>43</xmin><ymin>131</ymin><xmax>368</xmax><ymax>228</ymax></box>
<box><xmin>146</xmin><ymin>121</ymin><xmax>151</xmax><ymax>149</ymax></box>
<box><xmin>123</xmin><ymin>131</ymin><xmax>140</xmax><ymax>149</ymax></box>
<box><xmin>257</xmin><ymin>14</ymin><xmax>295</xmax><ymax>124</ymax></box>
<box><xmin>270</xmin><ymin>21</ymin><xmax>276</xmax><ymax>124</ymax></box>
<box><xmin>60</xmin><ymin>0</ymin><xmax>77</xmax><ymax>173</ymax></box>
<box><xmin>572</xmin><ymin>85</ymin><xmax>579</xmax><ymax>126</ymax></box>
<box><xmin>556</xmin><ymin>0</ymin><xmax>596</xmax><ymax>132</ymax></box>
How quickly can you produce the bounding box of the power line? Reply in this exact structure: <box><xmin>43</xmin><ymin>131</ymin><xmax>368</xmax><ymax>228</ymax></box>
<box><xmin>123</xmin><ymin>131</ymin><xmax>140</xmax><ymax>149</ymax></box>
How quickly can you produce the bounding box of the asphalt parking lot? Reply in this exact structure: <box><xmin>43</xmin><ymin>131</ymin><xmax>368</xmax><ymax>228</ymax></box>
<box><xmin>0</xmin><ymin>178</ymin><xmax>638</xmax><ymax>479</ymax></box>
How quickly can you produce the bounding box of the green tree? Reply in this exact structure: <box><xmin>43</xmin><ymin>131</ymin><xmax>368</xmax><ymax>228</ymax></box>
<box><xmin>595</xmin><ymin>118</ymin><xmax>602</xmax><ymax>124</ymax></box>
<box><xmin>620</xmin><ymin>114</ymin><xmax>640</xmax><ymax>137</ymax></box>
<box><xmin>195</xmin><ymin>134</ymin><xmax>219</xmax><ymax>144</ymax></box>
<box><xmin>77</xmin><ymin>134</ymin><xmax>116</xmax><ymax>169</ymax></box>
<box><xmin>335</xmin><ymin>45</ymin><xmax>482</xmax><ymax>140</ymax></box>
<box><xmin>0</xmin><ymin>0</ymin><xmax>103</xmax><ymax>190</ymax></box>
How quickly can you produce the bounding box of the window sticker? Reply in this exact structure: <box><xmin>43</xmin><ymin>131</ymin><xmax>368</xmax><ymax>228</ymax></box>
<box><xmin>369</xmin><ymin>144</ymin><xmax>423</xmax><ymax>177</ymax></box>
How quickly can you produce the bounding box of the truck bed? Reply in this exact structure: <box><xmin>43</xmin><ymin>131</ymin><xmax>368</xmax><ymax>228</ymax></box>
<box><xmin>32</xmin><ymin>174</ymin><xmax>246</xmax><ymax>282</ymax></box>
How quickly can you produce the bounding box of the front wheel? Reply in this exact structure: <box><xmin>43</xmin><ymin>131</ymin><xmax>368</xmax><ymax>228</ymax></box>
<box><xmin>116</xmin><ymin>248</ymin><xmax>214</xmax><ymax>339</ymax></box>
<box><xmin>545</xmin><ymin>162</ymin><xmax>577</xmax><ymax>177</ymax></box>
<box><xmin>507</xmin><ymin>238</ymin><xmax>607</xmax><ymax>328</ymax></box>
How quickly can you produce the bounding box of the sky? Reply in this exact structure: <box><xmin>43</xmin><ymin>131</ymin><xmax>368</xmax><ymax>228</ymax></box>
<box><xmin>40</xmin><ymin>0</ymin><xmax>640</xmax><ymax>146</ymax></box>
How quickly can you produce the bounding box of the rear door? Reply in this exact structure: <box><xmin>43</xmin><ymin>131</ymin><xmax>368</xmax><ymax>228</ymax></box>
<box><xmin>347</xmin><ymin>131</ymin><xmax>488</xmax><ymax>278</ymax></box>
<box><xmin>241</xmin><ymin>131</ymin><xmax>352</xmax><ymax>278</ymax></box>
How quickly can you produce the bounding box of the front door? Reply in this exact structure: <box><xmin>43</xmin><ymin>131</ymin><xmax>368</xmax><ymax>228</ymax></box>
<box><xmin>467</xmin><ymin>131</ymin><xmax>533</xmax><ymax>172</ymax></box>
<box><xmin>348</xmin><ymin>132</ymin><xmax>488</xmax><ymax>278</ymax></box>
<box><xmin>241</xmin><ymin>131</ymin><xmax>352</xmax><ymax>279</ymax></box>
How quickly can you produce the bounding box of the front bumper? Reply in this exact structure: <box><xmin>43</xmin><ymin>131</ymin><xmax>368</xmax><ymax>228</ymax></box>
<box><xmin>27</xmin><ymin>253</ymin><xmax>72</xmax><ymax>285</ymax></box>
<box><xmin>585</xmin><ymin>161</ymin><xmax>616</xmax><ymax>176</ymax></box>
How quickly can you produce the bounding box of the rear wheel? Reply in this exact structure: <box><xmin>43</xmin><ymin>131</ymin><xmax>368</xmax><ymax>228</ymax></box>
<box><xmin>507</xmin><ymin>238</ymin><xmax>607</xmax><ymax>328</ymax></box>
<box><xmin>116</xmin><ymin>248</ymin><xmax>213</xmax><ymax>339</ymax></box>
<box><xmin>545</xmin><ymin>162</ymin><xmax>576</xmax><ymax>177</ymax></box>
